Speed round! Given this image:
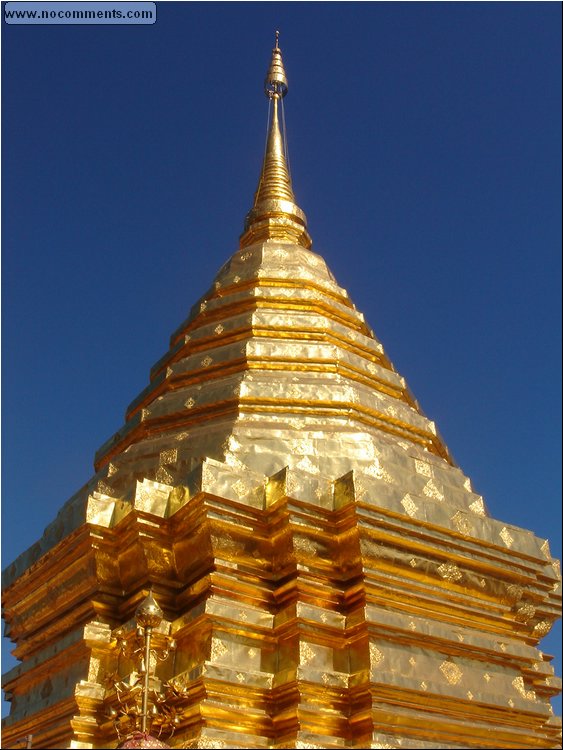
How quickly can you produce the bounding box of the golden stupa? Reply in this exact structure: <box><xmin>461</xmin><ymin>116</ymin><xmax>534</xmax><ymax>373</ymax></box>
<box><xmin>2</xmin><ymin>36</ymin><xmax>561</xmax><ymax>750</ymax></box>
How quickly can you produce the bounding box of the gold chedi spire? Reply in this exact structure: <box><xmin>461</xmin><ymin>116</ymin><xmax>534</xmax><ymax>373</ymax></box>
<box><xmin>240</xmin><ymin>32</ymin><xmax>312</xmax><ymax>249</ymax></box>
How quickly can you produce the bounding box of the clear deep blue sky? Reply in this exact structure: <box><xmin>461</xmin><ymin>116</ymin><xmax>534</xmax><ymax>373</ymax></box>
<box><xmin>2</xmin><ymin>0</ymin><xmax>561</xmax><ymax>716</ymax></box>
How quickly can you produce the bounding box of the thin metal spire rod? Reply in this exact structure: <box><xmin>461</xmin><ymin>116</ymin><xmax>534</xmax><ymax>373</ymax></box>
<box><xmin>264</xmin><ymin>97</ymin><xmax>271</xmax><ymax>158</ymax></box>
<box><xmin>141</xmin><ymin>626</ymin><xmax>152</xmax><ymax>733</ymax></box>
<box><xmin>280</xmin><ymin>94</ymin><xmax>292</xmax><ymax>181</ymax></box>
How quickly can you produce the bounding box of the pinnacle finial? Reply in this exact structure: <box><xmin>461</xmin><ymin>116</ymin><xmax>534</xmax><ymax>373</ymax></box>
<box><xmin>135</xmin><ymin>591</ymin><xmax>163</xmax><ymax>629</ymax></box>
<box><xmin>240</xmin><ymin>35</ymin><xmax>311</xmax><ymax>250</ymax></box>
<box><xmin>264</xmin><ymin>31</ymin><xmax>288</xmax><ymax>99</ymax></box>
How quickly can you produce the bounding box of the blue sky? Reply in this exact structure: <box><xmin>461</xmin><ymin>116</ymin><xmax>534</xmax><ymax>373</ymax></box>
<box><xmin>2</xmin><ymin>1</ymin><xmax>561</xmax><ymax>716</ymax></box>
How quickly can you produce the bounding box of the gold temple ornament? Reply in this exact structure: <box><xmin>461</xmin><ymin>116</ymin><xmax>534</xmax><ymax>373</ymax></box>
<box><xmin>105</xmin><ymin>593</ymin><xmax>179</xmax><ymax>747</ymax></box>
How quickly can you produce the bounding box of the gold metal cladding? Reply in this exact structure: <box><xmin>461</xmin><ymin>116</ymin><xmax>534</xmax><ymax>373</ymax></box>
<box><xmin>168</xmin><ymin>286</ymin><xmax>371</xmax><ymax>352</ymax></box>
<box><xmin>254</xmin><ymin>99</ymin><xmax>295</xmax><ymax>205</ymax></box>
<box><xmin>128</xmin><ymin>310</ymin><xmax>404</xmax><ymax>420</ymax></box>
<box><xmin>94</xmin><ymin>248</ymin><xmax>457</xmax><ymax>472</ymax></box>
<box><xmin>2</xmin><ymin>458</ymin><xmax>560</xmax><ymax>748</ymax></box>
<box><xmin>94</xmin><ymin>382</ymin><xmax>447</xmax><ymax>474</ymax></box>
